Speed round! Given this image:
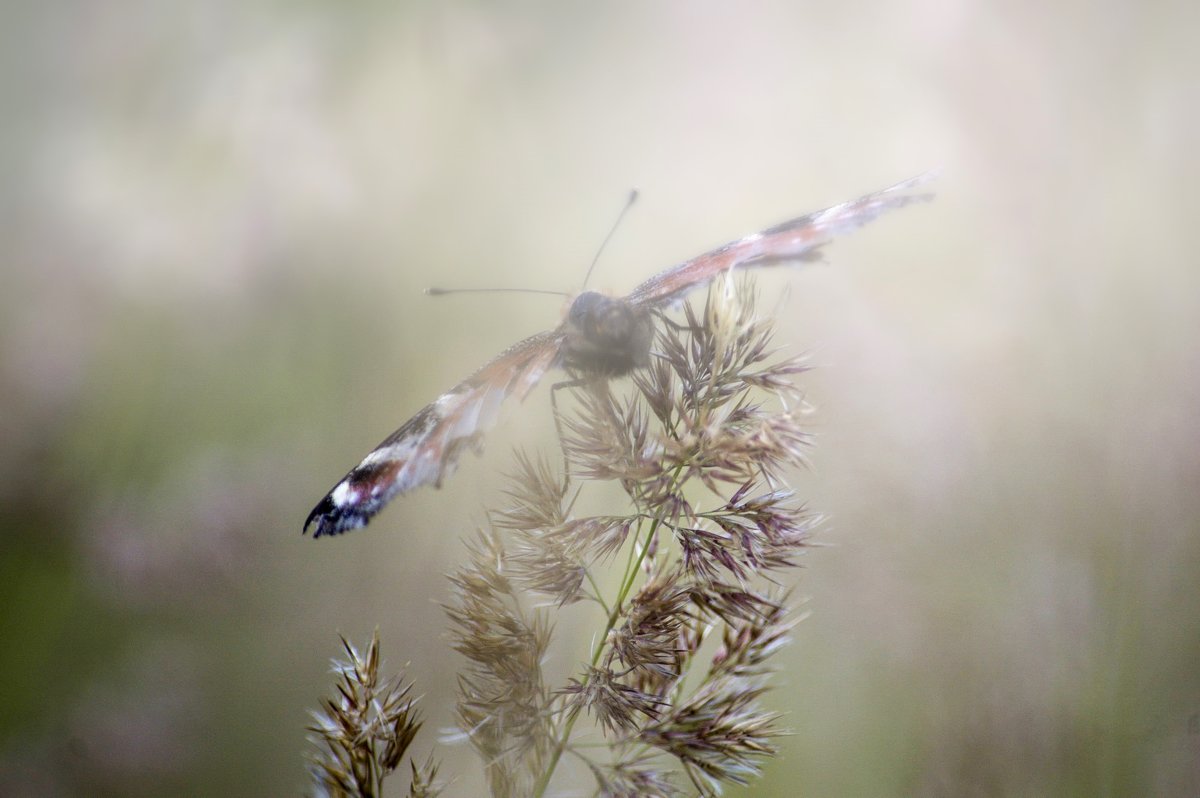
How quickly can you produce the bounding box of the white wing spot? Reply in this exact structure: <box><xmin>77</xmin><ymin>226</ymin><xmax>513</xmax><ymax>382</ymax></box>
<box><xmin>331</xmin><ymin>481</ymin><xmax>354</xmax><ymax>507</ymax></box>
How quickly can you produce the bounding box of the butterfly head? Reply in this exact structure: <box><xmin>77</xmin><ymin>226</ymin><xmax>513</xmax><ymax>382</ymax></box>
<box><xmin>562</xmin><ymin>291</ymin><xmax>653</xmax><ymax>378</ymax></box>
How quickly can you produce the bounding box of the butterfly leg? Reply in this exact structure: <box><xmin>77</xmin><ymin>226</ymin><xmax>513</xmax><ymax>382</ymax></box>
<box><xmin>549</xmin><ymin>377</ymin><xmax>584</xmax><ymax>490</ymax></box>
<box><xmin>655</xmin><ymin>313</ymin><xmax>691</xmax><ymax>333</ymax></box>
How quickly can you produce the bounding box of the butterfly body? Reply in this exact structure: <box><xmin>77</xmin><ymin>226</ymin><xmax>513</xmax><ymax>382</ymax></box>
<box><xmin>562</xmin><ymin>291</ymin><xmax>654</xmax><ymax>378</ymax></box>
<box><xmin>305</xmin><ymin>174</ymin><xmax>934</xmax><ymax>538</ymax></box>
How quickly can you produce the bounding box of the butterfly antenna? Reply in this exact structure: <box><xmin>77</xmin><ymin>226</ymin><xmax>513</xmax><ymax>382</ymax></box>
<box><xmin>581</xmin><ymin>188</ymin><xmax>639</xmax><ymax>290</ymax></box>
<box><xmin>424</xmin><ymin>286</ymin><xmax>571</xmax><ymax>297</ymax></box>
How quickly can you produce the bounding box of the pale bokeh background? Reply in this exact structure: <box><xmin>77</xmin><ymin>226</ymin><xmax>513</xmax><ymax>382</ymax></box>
<box><xmin>2</xmin><ymin>1</ymin><xmax>1197</xmax><ymax>795</ymax></box>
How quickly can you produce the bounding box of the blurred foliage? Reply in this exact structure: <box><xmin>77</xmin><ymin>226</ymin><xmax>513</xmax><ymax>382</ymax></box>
<box><xmin>1</xmin><ymin>0</ymin><xmax>1198</xmax><ymax>796</ymax></box>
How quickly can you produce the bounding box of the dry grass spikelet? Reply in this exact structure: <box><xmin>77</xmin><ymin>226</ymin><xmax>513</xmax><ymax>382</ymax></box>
<box><xmin>308</xmin><ymin>277</ymin><xmax>817</xmax><ymax>797</ymax></box>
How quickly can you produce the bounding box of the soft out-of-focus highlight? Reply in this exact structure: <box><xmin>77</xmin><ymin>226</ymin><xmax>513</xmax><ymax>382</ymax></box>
<box><xmin>1</xmin><ymin>1</ymin><xmax>1197</xmax><ymax>795</ymax></box>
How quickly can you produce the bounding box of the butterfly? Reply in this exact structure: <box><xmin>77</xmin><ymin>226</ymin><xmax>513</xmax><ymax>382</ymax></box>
<box><xmin>305</xmin><ymin>174</ymin><xmax>934</xmax><ymax>537</ymax></box>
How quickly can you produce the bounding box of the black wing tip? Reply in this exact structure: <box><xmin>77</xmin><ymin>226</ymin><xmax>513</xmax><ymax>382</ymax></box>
<box><xmin>304</xmin><ymin>496</ymin><xmax>370</xmax><ymax>539</ymax></box>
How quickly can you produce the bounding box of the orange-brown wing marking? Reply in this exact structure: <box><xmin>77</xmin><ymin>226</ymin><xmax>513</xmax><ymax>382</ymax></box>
<box><xmin>625</xmin><ymin>173</ymin><xmax>934</xmax><ymax>308</ymax></box>
<box><xmin>304</xmin><ymin>330</ymin><xmax>565</xmax><ymax>537</ymax></box>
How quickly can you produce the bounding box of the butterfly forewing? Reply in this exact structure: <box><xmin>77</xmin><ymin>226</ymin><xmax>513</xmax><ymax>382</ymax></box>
<box><xmin>306</xmin><ymin>174</ymin><xmax>933</xmax><ymax>536</ymax></box>
<box><xmin>305</xmin><ymin>330</ymin><xmax>564</xmax><ymax>537</ymax></box>
<box><xmin>624</xmin><ymin>173</ymin><xmax>934</xmax><ymax>308</ymax></box>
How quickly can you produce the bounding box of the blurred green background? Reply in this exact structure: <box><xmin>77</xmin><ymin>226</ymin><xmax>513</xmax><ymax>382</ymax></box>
<box><xmin>2</xmin><ymin>1</ymin><xmax>1197</xmax><ymax>795</ymax></box>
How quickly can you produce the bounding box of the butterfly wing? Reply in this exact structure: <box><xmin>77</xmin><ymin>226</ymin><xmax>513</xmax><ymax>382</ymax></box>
<box><xmin>307</xmin><ymin>174</ymin><xmax>933</xmax><ymax>536</ymax></box>
<box><xmin>625</xmin><ymin>173</ymin><xmax>934</xmax><ymax>308</ymax></box>
<box><xmin>305</xmin><ymin>329</ymin><xmax>565</xmax><ymax>537</ymax></box>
